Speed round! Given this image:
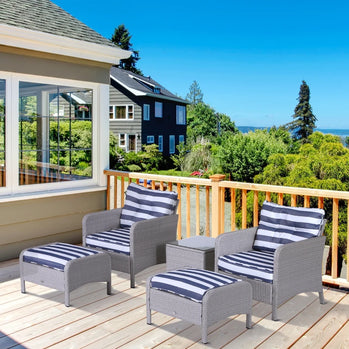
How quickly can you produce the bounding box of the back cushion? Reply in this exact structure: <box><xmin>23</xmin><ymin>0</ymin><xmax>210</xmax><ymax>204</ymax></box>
<box><xmin>120</xmin><ymin>183</ymin><xmax>178</xmax><ymax>228</ymax></box>
<box><xmin>253</xmin><ymin>201</ymin><xmax>325</xmax><ymax>252</ymax></box>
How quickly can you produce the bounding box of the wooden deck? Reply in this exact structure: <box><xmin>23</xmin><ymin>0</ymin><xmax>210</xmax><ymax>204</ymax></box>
<box><xmin>1</xmin><ymin>263</ymin><xmax>348</xmax><ymax>349</ymax></box>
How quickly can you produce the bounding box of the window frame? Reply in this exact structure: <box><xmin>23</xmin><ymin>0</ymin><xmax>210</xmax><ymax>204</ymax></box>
<box><xmin>143</xmin><ymin>104</ymin><xmax>150</xmax><ymax>121</ymax></box>
<box><xmin>109</xmin><ymin>104</ymin><xmax>134</xmax><ymax>120</ymax></box>
<box><xmin>147</xmin><ymin>135</ymin><xmax>155</xmax><ymax>144</ymax></box>
<box><xmin>176</xmin><ymin>105</ymin><xmax>186</xmax><ymax>125</ymax></box>
<box><xmin>169</xmin><ymin>135</ymin><xmax>175</xmax><ymax>154</ymax></box>
<box><xmin>155</xmin><ymin>101</ymin><xmax>163</xmax><ymax>118</ymax></box>
<box><xmin>0</xmin><ymin>71</ymin><xmax>100</xmax><ymax>196</ymax></box>
<box><xmin>158</xmin><ymin>135</ymin><xmax>163</xmax><ymax>152</ymax></box>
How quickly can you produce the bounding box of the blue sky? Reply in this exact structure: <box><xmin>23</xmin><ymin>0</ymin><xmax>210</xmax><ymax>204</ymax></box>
<box><xmin>55</xmin><ymin>0</ymin><xmax>349</xmax><ymax>128</ymax></box>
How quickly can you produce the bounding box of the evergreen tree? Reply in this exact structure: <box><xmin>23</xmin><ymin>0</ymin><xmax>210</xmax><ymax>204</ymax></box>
<box><xmin>288</xmin><ymin>80</ymin><xmax>317</xmax><ymax>143</ymax></box>
<box><xmin>111</xmin><ymin>24</ymin><xmax>142</xmax><ymax>75</ymax></box>
<box><xmin>186</xmin><ymin>80</ymin><xmax>203</xmax><ymax>105</ymax></box>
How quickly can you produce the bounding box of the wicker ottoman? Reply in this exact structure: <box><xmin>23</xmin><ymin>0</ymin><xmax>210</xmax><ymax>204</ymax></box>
<box><xmin>146</xmin><ymin>268</ymin><xmax>252</xmax><ymax>344</ymax></box>
<box><xmin>20</xmin><ymin>242</ymin><xmax>111</xmax><ymax>306</ymax></box>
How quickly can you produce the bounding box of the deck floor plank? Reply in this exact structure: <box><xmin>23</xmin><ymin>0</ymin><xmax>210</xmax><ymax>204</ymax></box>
<box><xmin>256</xmin><ymin>288</ymin><xmax>347</xmax><ymax>348</ymax></box>
<box><xmin>0</xmin><ymin>262</ymin><xmax>348</xmax><ymax>349</ymax></box>
<box><xmin>290</xmin><ymin>292</ymin><xmax>349</xmax><ymax>348</ymax></box>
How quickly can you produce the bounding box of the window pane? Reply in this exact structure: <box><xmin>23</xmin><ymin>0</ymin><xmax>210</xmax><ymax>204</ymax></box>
<box><xmin>19</xmin><ymin>82</ymin><xmax>93</xmax><ymax>185</ymax></box>
<box><xmin>155</xmin><ymin>102</ymin><xmax>162</xmax><ymax>118</ymax></box>
<box><xmin>116</xmin><ymin>106</ymin><xmax>126</xmax><ymax>119</ymax></box>
<box><xmin>109</xmin><ymin>106</ymin><xmax>114</xmax><ymax>119</ymax></box>
<box><xmin>0</xmin><ymin>79</ymin><xmax>5</xmax><ymax>187</ymax></box>
<box><xmin>128</xmin><ymin>105</ymin><xmax>134</xmax><ymax>119</ymax></box>
<box><xmin>169</xmin><ymin>135</ymin><xmax>175</xmax><ymax>154</ymax></box>
<box><xmin>176</xmin><ymin>105</ymin><xmax>186</xmax><ymax>125</ymax></box>
<box><xmin>143</xmin><ymin>104</ymin><xmax>150</xmax><ymax>120</ymax></box>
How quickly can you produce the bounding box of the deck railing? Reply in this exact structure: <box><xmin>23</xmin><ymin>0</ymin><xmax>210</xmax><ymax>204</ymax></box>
<box><xmin>104</xmin><ymin>169</ymin><xmax>349</xmax><ymax>288</ymax></box>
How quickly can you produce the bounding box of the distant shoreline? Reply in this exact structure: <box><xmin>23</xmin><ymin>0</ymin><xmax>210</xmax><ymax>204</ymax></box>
<box><xmin>237</xmin><ymin>126</ymin><xmax>349</xmax><ymax>138</ymax></box>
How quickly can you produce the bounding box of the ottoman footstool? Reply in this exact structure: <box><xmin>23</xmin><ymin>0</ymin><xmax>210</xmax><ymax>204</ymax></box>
<box><xmin>20</xmin><ymin>242</ymin><xmax>111</xmax><ymax>306</ymax></box>
<box><xmin>146</xmin><ymin>268</ymin><xmax>252</xmax><ymax>344</ymax></box>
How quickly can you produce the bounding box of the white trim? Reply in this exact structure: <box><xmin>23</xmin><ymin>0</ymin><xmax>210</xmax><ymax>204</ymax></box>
<box><xmin>110</xmin><ymin>75</ymin><xmax>188</xmax><ymax>104</ymax></box>
<box><xmin>0</xmin><ymin>23</ymin><xmax>131</xmax><ymax>64</ymax></box>
<box><xmin>0</xmin><ymin>70</ymin><xmax>107</xmax><ymax>196</ymax></box>
<box><xmin>109</xmin><ymin>104</ymin><xmax>134</xmax><ymax>120</ymax></box>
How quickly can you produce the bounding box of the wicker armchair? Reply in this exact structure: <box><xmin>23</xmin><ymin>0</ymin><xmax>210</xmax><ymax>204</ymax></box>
<box><xmin>215</xmin><ymin>201</ymin><xmax>326</xmax><ymax>320</ymax></box>
<box><xmin>82</xmin><ymin>183</ymin><xmax>178</xmax><ymax>288</ymax></box>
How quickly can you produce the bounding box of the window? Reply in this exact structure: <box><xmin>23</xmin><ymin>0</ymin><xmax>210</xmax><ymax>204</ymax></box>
<box><xmin>110</xmin><ymin>104</ymin><xmax>134</xmax><ymax>120</ymax></box>
<box><xmin>0</xmin><ymin>73</ymin><xmax>99</xmax><ymax>195</ymax></box>
<box><xmin>176</xmin><ymin>105</ymin><xmax>186</xmax><ymax>125</ymax></box>
<box><xmin>119</xmin><ymin>133</ymin><xmax>126</xmax><ymax>147</ymax></box>
<box><xmin>18</xmin><ymin>82</ymin><xmax>93</xmax><ymax>185</ymax></box>
<box><xmin>147</xmin><ymin>135</ymin><xmax>154</xmax><ymax>144</ymax></box>
<box><xmin>169</xmin><ymin>135</ymin><xmax>175</xmax><ymax>154</ymax></box>
<box><xmin>158</xmin><ymin>135</ymin><xmax>163</xmax><ymax>152</ymax></box>
<box><xmin>155</xmin><ymin>102</ymin><xmax>162</xmax><ymax>118</ymax></box>
<box><xmin>0</xmin><ymin>79</ymin><xmax>5</xmax><ymax>188</ymax></box>
<box><xmin>143</xmin><ymin>104</ymin><xmax>150</xmax><ymax>121</ymax></box>
<box><xmin>179</xmin><ymin>135</ymin><xmax>185</xmax><ymax>144</ymax></box>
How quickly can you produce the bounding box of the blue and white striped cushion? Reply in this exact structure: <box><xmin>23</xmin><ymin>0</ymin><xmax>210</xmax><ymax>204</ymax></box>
<box><xmin>150</xmin><ymin>268</ymin><xmax>240</xmax><ymax>303</ymax></box>
<box><xmin>253</xmin><ymin>201</ymin><xmax>325</xmax><ymax>252</ymax></box>
<box><xmin>120</xmin><ymin>182</ymin><xmax>178</xmax><ymax>228</ymax></box>
<box><xmin>85</xmin><ymin>228</ymin><xmax>130</xmax><ymax>255</ymax></box>
<box><xmin>22</xmin><ymin>243</ymin><xmax>100</xmax><ymax>271</ymax></box>
<box><xmin>218</xmin><ymin>250</ymin><xmax>275</xmax><ymax>283</ymax></box>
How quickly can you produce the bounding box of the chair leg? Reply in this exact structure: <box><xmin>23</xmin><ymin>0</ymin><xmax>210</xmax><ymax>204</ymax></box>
<box><xmin>246</xmin><ymin>313</ymin><xmax>252</xmax><ymax>329</ymax></box>
<box><xmin>272</xmin><ymin>304</ymin><xmax>279</xmax><ymax>321</ymax></box>
<box><xmin>21</xmin><ymin>278</ymin><xmax>26</xmax><ymax>293</ymax></box>
<box><xmin>146</xmin><ymin>299</ymin><xmax>152</xmax><ymax>324</ymax></box>
<box><xmin>107</xmin><ymin>280</ymin><xmax>112</xmax><ymax>295</ymax></box>
<box><xmin>319</xmin><ymin>291</ymin><xmax>325</xmax><ymax>304</ymax></box>
<box><xmin>65</xmin><ymin>291</ymin><xmax>70</xmax><ymax>307</ymax></box>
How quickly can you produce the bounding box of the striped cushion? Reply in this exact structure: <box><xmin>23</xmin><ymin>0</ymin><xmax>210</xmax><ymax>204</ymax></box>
<box><xmin>85</xmin><ymin>228</ymin><xmax>130</xmax><ymax>255</ymax></box>
<box><xmin>218</xmin><ymin>250</ymin><xmax>275</xmax><ymax>283</ymax></box>
<box><xmin>253</xmin><ymin>201</ymin><xmax>325</xmax><ymax>252</ymax></box>
<box><xmin>120</xmin><ymin>182</ymin><xmax>178</xmax><ymax>228</ymax></box>
<box><xmin>22</xmin><ymin>243</ymin><xmax>100</xmax><ymax>271</ymax></box>
<box><xmin>150</xmin><ymin>268</ymin><xmax>240</xmax><ymax>303</ymax></box>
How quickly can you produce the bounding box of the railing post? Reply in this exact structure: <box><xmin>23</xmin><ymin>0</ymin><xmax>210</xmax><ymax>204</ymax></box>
<box><xmin>210</xmin><ymin>174</ymin><xmax>226</xmax><ymax>237</ymax></box>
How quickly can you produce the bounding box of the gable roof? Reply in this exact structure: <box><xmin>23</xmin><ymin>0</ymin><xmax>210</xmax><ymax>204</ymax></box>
<box><xmin>0</xmin><ymin>0</ymin><xmax>130</xmax><ymax>64</ymax></box>
<box><xmin>0</xmin><ymin>0</ymin><xmax>113</xmax><ymax>47</ymax></box>
<box><xmin>110</xmin><ymin>67</ymin><xmax>188</xmax><ymax>104</ymax></box>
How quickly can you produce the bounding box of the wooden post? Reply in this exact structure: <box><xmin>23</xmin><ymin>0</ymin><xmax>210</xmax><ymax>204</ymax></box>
<box><xmin>332</xmin><ymin>198</ymin><xmax>339</xmax><ymax>278</ymax></box>
<box><xmin>209</xmin><ymin>174</ymin><xmax>225</xmax><ymax>237</ymax></box>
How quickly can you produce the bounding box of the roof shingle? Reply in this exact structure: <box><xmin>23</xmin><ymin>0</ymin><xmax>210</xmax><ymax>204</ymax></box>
<box><xmin>0</xmin><ymin>0</ymin><xmax>115</xmax><ymax>47</ymax></box>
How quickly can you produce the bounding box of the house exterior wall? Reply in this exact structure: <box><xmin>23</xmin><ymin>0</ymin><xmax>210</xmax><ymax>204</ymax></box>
<box><xmin>109</xmin><ymin>84</ymin><xmax>142</xmax><ymax>152</ymax></box>
<box><xmin>0</xmin><ymin>47</ymin><xmax>110</xmax><ymax>260</ymax></box>
<box><xmin>141</xmin><ymin>97</ymin><xmax>187</xmax><ymax>156</ymax></box>
<box><xmin>109</xmin><ymin>80</ymin><xmax>187</xmax><ymax>157</ymax></box>
<box><xmin>0</xmin><ymin>190</ymin><xmax>106</xmax><ymax>261</ymax></box>
<box><xmin>0</xmin><ymin>46</ymin><xmax>110</xmax><ymax>83</ymax></box>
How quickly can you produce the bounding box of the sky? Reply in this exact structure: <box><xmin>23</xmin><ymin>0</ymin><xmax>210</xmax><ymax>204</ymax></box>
<box><xmin>54</xmin><ymin>0</ymin><xmax>349</xmax><ymax>129</ymax></box>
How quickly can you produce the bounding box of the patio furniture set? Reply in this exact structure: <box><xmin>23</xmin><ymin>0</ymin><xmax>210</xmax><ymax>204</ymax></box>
<box><xmin>19</xmin><ymin>183</ymin><xmax>326</xmax><ymax>344</ymax></box>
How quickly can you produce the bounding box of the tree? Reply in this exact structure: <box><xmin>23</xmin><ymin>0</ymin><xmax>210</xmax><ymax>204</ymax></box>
<box><xmin>111</xmin><ymin>24</ymin><xmax>142</xmax><ymax>75</ymax></box>
<box><xmin>186</xmin><ymin>103</ymin><xmax>238</xmax><ymax>144</ymax></box>
<box><xmin>186</xmin><ymin>80</ymin><xmax>203</xmax><ymax>105</ymax></box>
<box><xmin>287</xmin><ymin>80</ymin><xmax>317</xmax><ymax>143</ymax></box>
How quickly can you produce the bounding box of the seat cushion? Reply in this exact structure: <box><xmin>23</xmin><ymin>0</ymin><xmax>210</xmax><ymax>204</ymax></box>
<box><xmin>217</xmin><ymin>250</ymin><xmax>275</xmax><ymax>283</ymax></box>
<box><xmin>253</xmin><ymin>201</ymin><xmax>325</xmax><ymax>252</ymax></box>
<box><xmin>85</xmin><ymin>228</ymin><xmax>131</xmax><ymax>255</ymax></box>
<box><xmin>120</xmin><ymin>182</ymin><xmax>178</xmax><ymax>228</ymax></box>
<box><xmin>150</xmin><ymin>268</ymin><xmax>240</xmax><ymax>303</ymax></box>
<box><xmin>22</xmin><ymin>243</ymin><xmax>101</xmax><ymax>271</ymax></box>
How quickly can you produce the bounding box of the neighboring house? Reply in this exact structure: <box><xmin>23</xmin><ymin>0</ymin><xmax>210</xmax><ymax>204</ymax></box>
<box><xmin>109</xmin><ymin>67</ymin><xmax>188</xmax><ymax>156</ymax></box>
<box><xmin>0</xmin><ymin>0</ymin><xmax>130</xmax><ymax>260</ymax></box>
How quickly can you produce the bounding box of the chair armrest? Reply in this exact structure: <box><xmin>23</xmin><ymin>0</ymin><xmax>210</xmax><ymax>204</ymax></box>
<box><xmin>82</xmin><ymin>208</ymin><xmax>122</xmax><ymax>241</ymax></box>
<box><xmin>215</xmin><ymin>227</ymin><xmax>257</xmax><ymax>259</ymax></box>
<box><xmin>130</xmin><ymin>214</ymin><xmax>178</xmax><ymax>252</ymax></box>
<box><xmin>274</xmin><ymin>236</ymin><xmax>326</xmax><ymax>284</ymax></box>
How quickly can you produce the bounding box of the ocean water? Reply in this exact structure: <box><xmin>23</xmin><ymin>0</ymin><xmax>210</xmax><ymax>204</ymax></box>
<box><xmin>237</xmin><ymin>126</ymin><xmax>349</xmax><ymax>138</ymax></box>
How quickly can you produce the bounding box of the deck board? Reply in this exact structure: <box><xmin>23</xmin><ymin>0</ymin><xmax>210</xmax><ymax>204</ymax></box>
<box><xmin>0</xmin><ymin>263</ymin><xmax>348</xmax><ymax>349</ymax></box>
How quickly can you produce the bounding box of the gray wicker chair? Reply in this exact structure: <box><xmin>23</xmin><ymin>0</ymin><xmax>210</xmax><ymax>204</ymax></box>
<box><xmin>215</xmin><ymin>201</ymin><xmax>326</xmax><ymax>321</ymax></box>
<box><xmin>82</xmin><ymin>183</ymin><xmax>178</xmax><ymax>288</ymax></box>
